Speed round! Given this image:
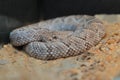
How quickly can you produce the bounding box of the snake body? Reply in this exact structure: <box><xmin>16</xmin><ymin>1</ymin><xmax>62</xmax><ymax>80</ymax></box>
<box><xmin>10</xmin><ymin>15</ymin><xmax>105</xmax><ymax>60</ymax></box>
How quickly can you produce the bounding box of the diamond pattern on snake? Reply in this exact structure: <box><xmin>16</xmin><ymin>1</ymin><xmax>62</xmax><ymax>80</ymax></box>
<box><xmin>10</xmin><ymin>15</ymin><xmax>105</xmax><ymax>60</ymax></box>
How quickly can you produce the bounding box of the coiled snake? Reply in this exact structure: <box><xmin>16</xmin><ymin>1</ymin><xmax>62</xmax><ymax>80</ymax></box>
<box><xmin>10</xmin><ymin>15</ymin><xmax>105</xmax><ymax>60</ymax></box>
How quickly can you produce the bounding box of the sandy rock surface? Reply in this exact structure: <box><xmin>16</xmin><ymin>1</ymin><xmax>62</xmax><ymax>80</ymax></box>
<box><xmin>0</xmin><ymin>18</ymin><xmax>120</xmax><ymax>80</ymax></box>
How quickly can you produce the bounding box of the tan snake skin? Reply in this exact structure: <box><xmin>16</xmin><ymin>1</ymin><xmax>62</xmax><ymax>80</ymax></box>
<box><xmin>10</xmin><ymin>15</ymin><xmax>105</xmax><ymax>60</ymax></box>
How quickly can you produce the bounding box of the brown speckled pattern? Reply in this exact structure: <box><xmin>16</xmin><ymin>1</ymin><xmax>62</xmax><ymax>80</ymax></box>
<box><xmin>10</xmin><ymin>15</ymin><xmax>105</xmax><ymax>60</ymax></box>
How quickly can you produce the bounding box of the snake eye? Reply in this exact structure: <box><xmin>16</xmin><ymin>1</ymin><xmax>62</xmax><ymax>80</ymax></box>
<box><xmin>52</xmin><ymin>35</ymin><xmax>58</xmax><ymax>39</ymax></box>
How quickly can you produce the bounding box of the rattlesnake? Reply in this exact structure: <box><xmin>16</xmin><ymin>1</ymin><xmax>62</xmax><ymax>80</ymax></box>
<box><xmin>10</xmin><ymin>15</ymin><xmax>105</xmax><ymax>60</ymax></box>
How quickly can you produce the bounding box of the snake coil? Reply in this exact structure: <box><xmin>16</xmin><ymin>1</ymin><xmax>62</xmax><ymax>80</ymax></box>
<box><xmin>10</xmin><ymin>15</ymin><xmax>105</xmax><ymax>60</ymax></box>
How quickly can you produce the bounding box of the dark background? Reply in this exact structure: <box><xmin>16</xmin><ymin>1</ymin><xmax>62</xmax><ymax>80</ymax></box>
<box><xmin>43</xmin><ymin>0</ymin><xmax>120</xmax><ymax>19</ymax></box>
<box><xmin>0</xmin><ymin>0</ymin><xmax>120</xmax><ymax>23</ymax></box>
<box><xmin>0</xmin><ymin>0</ymin><xmax>120</xmax><ymax>42</ymax></box>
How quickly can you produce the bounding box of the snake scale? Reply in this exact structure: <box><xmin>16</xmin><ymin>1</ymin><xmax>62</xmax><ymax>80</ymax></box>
<box><xmin>10</xmin><ymin>15</ymin><xmax>105</xmax><ymax>60</ymax></box>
